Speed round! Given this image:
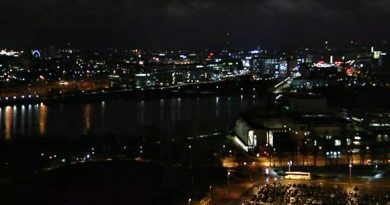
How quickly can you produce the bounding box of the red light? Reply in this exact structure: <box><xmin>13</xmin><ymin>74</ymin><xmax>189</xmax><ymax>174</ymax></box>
<box><xmin>345</xmin><ymin>67</ymin><xmax>354</xmax><ymax>76</ymax></box>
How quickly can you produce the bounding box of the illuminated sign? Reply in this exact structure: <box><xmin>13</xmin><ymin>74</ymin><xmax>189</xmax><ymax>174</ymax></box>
<box><xmin>32</xmin><ymin>50</ymin><xmax>41</xmax><ymax>58</ymax></box>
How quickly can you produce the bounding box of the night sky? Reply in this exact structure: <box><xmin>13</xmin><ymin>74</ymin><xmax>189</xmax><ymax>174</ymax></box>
<box><xmin>0</xmin><ymin>0</ymin><xmax>389</xmax><ymax>49</ymax></box>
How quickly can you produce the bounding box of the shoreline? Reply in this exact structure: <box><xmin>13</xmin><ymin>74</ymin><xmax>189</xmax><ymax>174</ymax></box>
<box><xmin>0</xmin><ymin>79</ymin><xmax>277</xmax><ymax>106</ymax></box>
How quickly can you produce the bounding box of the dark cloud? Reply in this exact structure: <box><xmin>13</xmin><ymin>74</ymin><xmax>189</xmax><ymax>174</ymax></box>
<box><xmin>0</xmin><ymin>0</ymin><xmax>389</xmax><ymax>49</ymax></box>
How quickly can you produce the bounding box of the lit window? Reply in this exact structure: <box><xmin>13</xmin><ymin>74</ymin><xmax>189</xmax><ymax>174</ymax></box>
<box><xmin>335</xmin><ymin>140</ymin><xmax>341</xmax><ymax>146</ymax></box>
<box><xmin>346</xmin><ymin>138</ymin><xmax>351</xmax><ymax>146</ymax></box>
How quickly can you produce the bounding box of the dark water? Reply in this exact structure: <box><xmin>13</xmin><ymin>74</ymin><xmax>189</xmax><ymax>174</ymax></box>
<box><xmin>0</xmin><ymin>93</ymin><xmax>263</xmax><ymax>141</ymax></box>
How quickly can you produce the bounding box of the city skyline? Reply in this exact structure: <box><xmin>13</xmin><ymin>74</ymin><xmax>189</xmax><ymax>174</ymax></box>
<box><xmin>1</xmin><ymin>1</ymin><xmax>390</xmax><ymax>204</ymax></box>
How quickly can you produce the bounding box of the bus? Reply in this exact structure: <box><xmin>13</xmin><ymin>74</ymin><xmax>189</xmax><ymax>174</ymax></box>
<box><xmin>284</xmin><ymin>171</ymin><xmax>311</xmax><ymax>180</ymax></box>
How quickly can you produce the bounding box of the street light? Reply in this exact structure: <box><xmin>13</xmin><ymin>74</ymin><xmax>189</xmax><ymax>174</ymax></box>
<box><xmin>188</xmin><ymin>144</ymin><xmax>193</xmax><ymax>184</ymax></box>
<box><xmin>188</xmin><ymin>144</ymin><xmax>192</xmax><ymax>163</ymax></box>
<box><xmin>227</xmin><ymin>171</ymin><xmax>231</xmax><ymax>197</ymax></box>
<box><xmin>188</xmin><ymin>198</ymin><xmax>192</xmax><ymax>205</ymax></box>
<box><xmin>349</xmin><ymin>164</ymin><xmax>352</xmax><ymax>188</ymax></box>
<box><xmin>227</xmin><ymin>171</ymin><xmax>231</xmax><ymax>185</ymax></box>
<box><xmin>287</xmin><ymin>161</ymin><xmax>292</xmax><ymax>172</ymax></box>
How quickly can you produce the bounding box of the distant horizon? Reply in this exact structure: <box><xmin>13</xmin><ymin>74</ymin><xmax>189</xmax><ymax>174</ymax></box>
<box><xmin>1</xmin><ymin>39</ymin><xmax>389</xmax><ymax>52</ymax></box>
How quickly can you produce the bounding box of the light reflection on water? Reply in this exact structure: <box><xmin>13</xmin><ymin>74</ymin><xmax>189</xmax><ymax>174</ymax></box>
<box><xmin>39</xmin><ymin>103</ymin><xmax>48</xmax><ymax>136</ymax></box>
<box><xmin>0</xmin><ymin>108</ymin><xmax>2</xmax><ymax>138</ymax></box>
<box><xmin>0</xmin><ymin>94</ymin><xmax>262</xmax><ymax>140</ymax></box>
<box><xmin>12</xmin><ymin>105</ymin><xmax>17</xmax><ymax>138</ymax></box>
<box><xmin>216</xmin><ymin>96</ymin><xmax>219</xmax><ymax>119</ymax></box>
<box><xmin>159</xmin><ymin>99</ymin><xmax>164</xmax><ymax>121</ymax></box>
<box><xmin>101</xmin><ymin>101</ymin><xmax>105</xmax><ymax>131</ymax></box>
<box><xmin>5</xmin><ymin>106</ymin><xmax>12</xmax><ymax>140</ymax></box>
<box><xmin>84</xmin><ymin>104</ymin><xmax>92</xmax><ymax>133</ymax></box>
<box><xmin>21</xmin><ymin>105</ymin><xmax>25</xmax><ymax>135</ymax></box>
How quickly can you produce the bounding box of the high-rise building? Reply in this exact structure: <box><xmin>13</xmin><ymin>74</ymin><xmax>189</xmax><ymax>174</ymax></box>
<box><xmin>287</xmin><ymin>55</ymin><xmax>297</xmax><ymax>77</ymax></box>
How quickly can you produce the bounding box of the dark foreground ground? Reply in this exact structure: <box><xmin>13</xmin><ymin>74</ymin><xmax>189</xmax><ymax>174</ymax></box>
<box><xmin>0</xmin><ymin>160</ymin><xmax>226</xmax><ymax>205</ymax></box>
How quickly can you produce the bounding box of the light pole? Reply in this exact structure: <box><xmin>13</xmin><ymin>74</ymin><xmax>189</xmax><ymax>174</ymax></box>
<box><xmin>227</xmin><ymin>171</ymin><xmax>231</xmax><ymax>186</ymax></box>
<box><xmin>188</xmin><ymin>144</ymin><xmax>192</xmax><ymax>169</ymax></box>
<box><xmin>227</xmin><ymin>171</ymin><xmax>231</xmax><ymax>197</ymax></box>
<box><xmin>288</xmin><ymin>161</ymin><xmax>292</xmax><ymax>172</ymax></box>
<box><xmin>188</xmin><ymin>145</ymin><xmax>193</xmax><ymax>185</ymax></box>
<box><xmin>349</xmin><ymin>164</ymin><xmax>352</xmax><ymax>188</ymax></box>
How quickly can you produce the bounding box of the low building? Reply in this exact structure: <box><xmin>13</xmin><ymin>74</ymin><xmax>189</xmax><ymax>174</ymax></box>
<box><xmin>235</xmin><ymin>94</ymin><xmax>353</xmax><ymax>155</ymax></box>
